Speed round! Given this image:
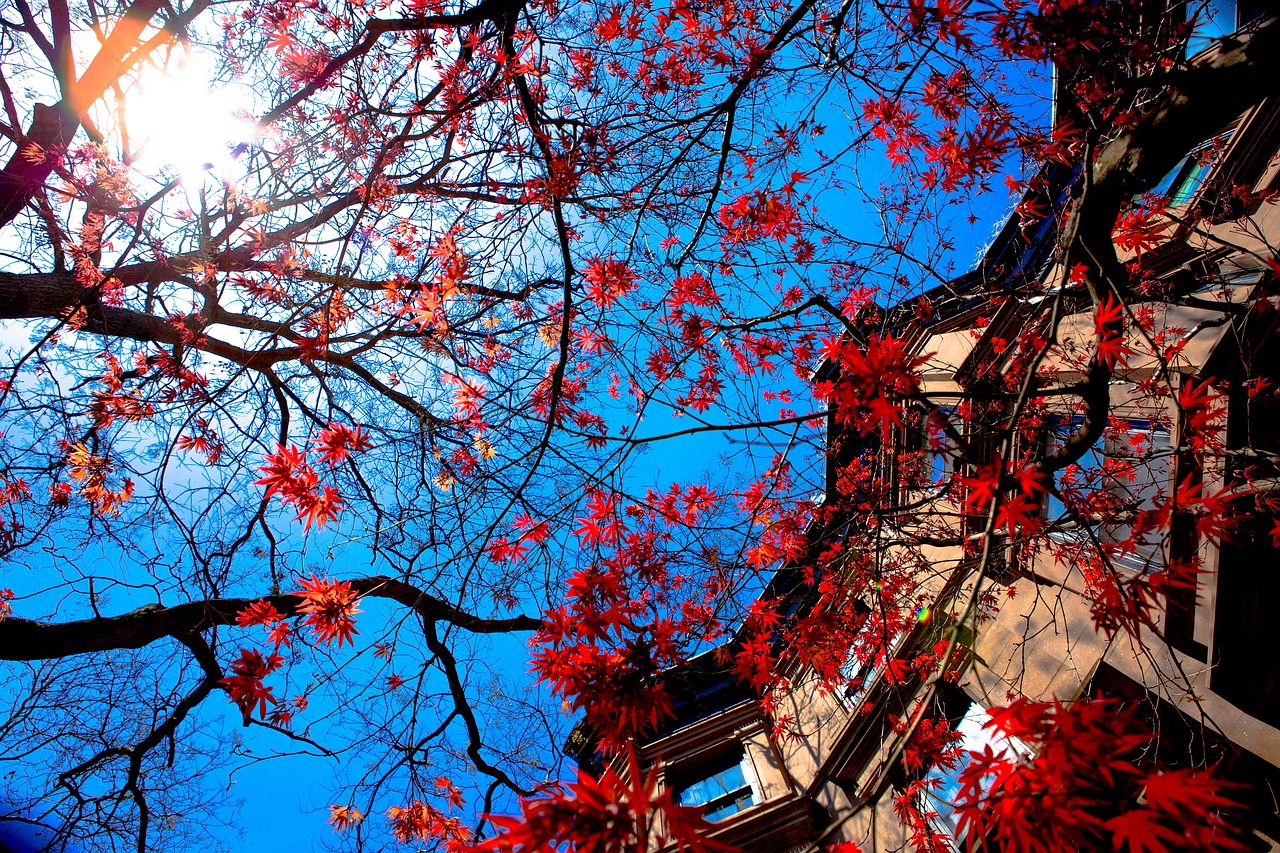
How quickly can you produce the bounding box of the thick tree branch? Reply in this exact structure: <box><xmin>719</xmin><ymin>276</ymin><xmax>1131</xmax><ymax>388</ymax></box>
<box><xmin>0</xmin><ymin>0</ymin><xmax>170</xmax><ymax>228</ymax></box>
<box><xmin>422</xmin><ymin>619</ymin><xmax>531</xmax><ymax>795</ymax></box>
<box><xmin>0</xmin><ymin>575</ymin><xmax>540</xmax><ymax>661</ymax></box>
<box><xmin>1043</xmin><ymin>18</ymin><xmax>1280</xmax><ymax>475</ymax></box>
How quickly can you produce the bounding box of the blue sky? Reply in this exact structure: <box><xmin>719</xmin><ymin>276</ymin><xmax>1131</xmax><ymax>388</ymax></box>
<box><xmin>0</xmin><ymin>5</ymin><xmax>1056</xmax><ymax>851</ymax></box>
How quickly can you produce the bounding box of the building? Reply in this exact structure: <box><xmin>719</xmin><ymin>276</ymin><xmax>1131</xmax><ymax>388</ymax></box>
<box><xmin>567</xmin><ymin>5</ymin><xmax>1280</xmax><ymax>852</ymax></box>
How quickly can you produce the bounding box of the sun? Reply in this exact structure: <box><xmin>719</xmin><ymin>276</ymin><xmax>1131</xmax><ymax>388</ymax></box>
<box><xmin>125</xmin><ymin>49</ymin><xmax>253</xmax><ymax>184</ymax></box>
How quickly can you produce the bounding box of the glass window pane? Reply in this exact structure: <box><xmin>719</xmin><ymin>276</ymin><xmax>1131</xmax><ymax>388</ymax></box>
<box><xmin>673</xmin><ymin>755</ymin><xmax>754</xmax><ymax>821</ymax></box>
<box><xmin>924</xmin><ymin>703</ymin><xmax>1021</xmax><ymax>837</ymax></box>
<box><xmin>1187</xmin><ymin>0</ymin><xmax>1239</xmax><ymax>55</ymax></box>
<box><xmin>1170</xmin><ymin>158</ymin><xmax>1213</xmax><ymax>206</ymax></box>
<box><xmin>1149</xmin><ymin>155</ymin><xmax>1189</xmax><ymax>199</ymax></box>
<box><xmin>1048</xmin><ymin>419</ymin><xmax>1104</xmax><ymax>525</ymax></box>
<box><xmin>1099</xmin><ymin>428</ymin><xmax>1172</xmax><ymax>568</ymax></box>
<box><xmin>703</xmin><ymin>789</ymin><xmax>755</xmax><ymax>822</ymax></box>
<box><xmin>1164</xmin><ymin>130</ymin><xmax>1233</xmax><ymax>206</ymax></box>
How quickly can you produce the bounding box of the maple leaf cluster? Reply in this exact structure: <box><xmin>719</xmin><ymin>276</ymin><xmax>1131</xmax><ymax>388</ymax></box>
<box><xmin>386</xmin><ymin>799</ymin><xmax>473</xmax><ymax>850</ymax></box>
<box><xmin>474</xmin><ymin>748</ymin><xmax>733</xmax><ymax>853</ymax></box>
<box><xmin>1113</xmin><ymin>201</ymin><xmax>1171</xmax><ymax>257</ymax></box>
<box><xmin>952</xmin><ymin>698</ymin><xmax>1244</xmax><ymax>853</ymax></box>
<box><xmin>0</xmin><ymin>477</ymin><xmax>25</xmax><ymax>549</ymax></box>
<box><xmin>485</xmin><ymin>512</ymin><xmax>554</xmax><ymax>569</ymax></box>
<box><xmin>769</xmin><ymin>542</ymin><xmax>920</xmax><ymax>700</ymax></box>
<box><xmin>175</xmin><ymin>417</ymin><xmax>225</xmax><ymax>465</ymax></box>
<box><xmin>221</xmin><ymin>579</ymin><xmax>361</xmax><ymax>723</ymax></box>
<box><xmin>953</xmin><ymin>461</ymin><xmax>1048</xmax><ymax>539</ymax></box>
<box><xmin>718</xmin><ymin>189</ymin><xmax>803</xmax><ymax>247</ymax></box>
<box><xmin>1092</xmin><ymin>295</ymin><xmax>1136</xmax><ymax>369</ymax></box>
<box><xmin>1178</xmin><ymin>379</ymin><xmax>1226</xmax><ymax>458</ymax></box>
<box><xmin>737</xmin><ymin>457</ymin><xmax>811</xmax><ymax>572</ymax></box>
<box><xmin>1069</xmin><ymin>546</ymin><xmax>1168</xmax><ymax>642</ymax></box>
<box><xmin>312</xmin><ymin>423</ymin><xmax>373</xmax><ymax>467</ymax></box>
<box><xmin>253</xmin><ymin>422</ymin><xmax>371</xmax><ymax>531</ymax></box>
<box><xmin>296</xmin><ymin>575</ymin><xmax>362</xmax><ymax>649</ymax></box>
<box><xmin>817</xmin><ymin>334</ymin><xmax>929</xmax><ymax>441</ymax></box>
<box><xmin>583</xmin><ymin>256</ymin><xmax>638</xmax><ymax>309</ymax></box>
<box><xmin>219</xmin><ymin>647</ymin><xmax>283</xmax><ymax>720</ymax></box>
<box><xmin>893</xmin><ymin>709</ymin><xmax>966</xmax><ymax>853</ymax></box>
<box><xmin>327</xmin><ymin>805</ymin><xmax>364</xmax><ymax>832</ymax></box>
<box><xmin>62</xmin><ymin>441</ymin><xmax>135</xmax><ymax>517</ymax></box>
<box><xmin>235</xmin><ymin>598</ymin><xmax>295</xmax><ymax>648</ymax></box>
<box><xmin>531</xmin><ymin>487</ymin><xmax>727</xmax><ymax>752</ymax></box>
<box><xmin>1044</xmin><ymin>460</ymin><xmax>1239</xmax><ymax>641</ymax></box>
<box><xmin>86</xmin><ymin>352</ymin><xmax>154</xmax><ymax>430</ymax></box>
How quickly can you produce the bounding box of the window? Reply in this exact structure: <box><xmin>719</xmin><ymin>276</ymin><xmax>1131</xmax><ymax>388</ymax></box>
<box><xmin>1149</xmin><ymin>131</ymin><xmax>1234</xmax><ymax>206</ymax></box>
<box><xmin>1238</xmin><ymin>1</ymin><xmax>1280</xmax><ymax>27</ymax></box>
<box><xmin>928</xmin><ymin>407</ymin><xmax>958</xmax><ymax>487</ymax></box>
<box><xmin>923</xmin><ymin>702</ymin><xmax>1024</xmax><ymax>840</ymax></box>
<box><xmin>1181</xmin><ymin>0</ymin><xmax>1278</xmax><ymax>54</ymax></box>
<box><xmin>670</xmin><ymin>749</ymin><xmax>758</xmax><ymax>822</ymax></box>
<box><xmin>1186</xmin><ymin>0</ymin><xmax>1240</xmax><ymax>55</ymax></box>
<box><xmin>1226</xmin><ymin>335</ymin><xmax>1280</xmax><ymax>484</ymax></box>
<box><xmin>840</xmin><ymin>625</ymin><xmax>909</xmax><ymax>709</ymax></box>
<box><xmin>1046</xmin><ymin>418</ymin><xmax>1173</xmax><ymax>572</ymax></box>
<box><xmin>1211</xmin><ymin>510</ymin><xmax>1280</xmax><ymax>728</ymax></box>
<box><xmin>1214</xmin><ymin>337</ymin><xmax>1280</xmax><ymax>725</ymax></box>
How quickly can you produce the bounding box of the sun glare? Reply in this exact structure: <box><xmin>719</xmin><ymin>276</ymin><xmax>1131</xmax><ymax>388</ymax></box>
<box><xmin>126</xmin><ymin>51</ymin><xmax>253</xmax><ymax>184</ymax></box>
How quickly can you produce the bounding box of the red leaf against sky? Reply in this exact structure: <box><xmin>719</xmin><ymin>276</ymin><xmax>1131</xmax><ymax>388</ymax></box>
<box><xmin>470</xmin><ymin>747</ymin><xmax>738</xmax><ymax>853</ymax></box>
<box><xmin>219</xmin><ymin>647</ymin><xmax>283</xmax><ymax>720</ymax></box>
<box><xmin>387</xmin><ymin>800</ymin><xmax>473</xmax><ymax>850</ymax></box>
<box><xmin>313</xmin><ymin>423</ymin><xmax>372</xmax><ymax>466</ymax></box>
<box><xmin>328</xmin><ymin>805</ymin><xmax>364</xmax><ymax>832</ymax></box>
<box><xmin>254</xmin><ymin>444</ymin><xmax>346</xmax><ymax>531</ymax></box>
<box><xmin>296</xmin><ymin>575</ymin><xmax>362</xmax><ymax>648</ymax></box>
<box><xmin>583</xmin><ymin>256</ymin><xmax>637</xmax><ymax>309</ymax></box>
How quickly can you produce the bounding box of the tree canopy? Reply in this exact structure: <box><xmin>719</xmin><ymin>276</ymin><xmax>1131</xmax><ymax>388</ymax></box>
<box><xmin>0</xmin><ymin>0</ymin><xmax>1277</xmax><ymax>851</ymax></box>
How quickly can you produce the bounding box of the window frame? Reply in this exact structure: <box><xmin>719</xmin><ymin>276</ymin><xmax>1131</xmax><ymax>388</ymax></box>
<box><xmin>1148</xmin><ymin>128</ymin><xmax>1237</xmax><ymax>208</ymax></box>
<box><xmin>667</xmin><ymin>745</ymin><xmax>761</xmax><ymax>823</ymax></box>
<box><xmin>921</xmin><ymin>700</ymin><xmax>1030</xmax><ymax>847</ymax></box>
<box><xmin>1044</xmin><ymin>416</ymin><xmax>1174</xmax><ymax>573</ymax></box>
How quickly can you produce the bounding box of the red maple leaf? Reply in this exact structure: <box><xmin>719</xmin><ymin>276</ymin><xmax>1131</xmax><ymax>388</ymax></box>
<box><xmin>236</xmin><ymin>598</ymin><xmax>283</xmax><ymax>627</ymax></box>
<box><xmin>296</xmin><ymin>575</ymin><xmax>361</xmax><ymax>648</ymax></box>
<box><xmin>294</xmin><ymin>484</ymin><xmax>345</xmax><ymax>532</ymax></box>
<box><xmin>313</xmin><ymin>423</ymin><xmax>372</xmax><ymax>466</ymax></box>
<box><xmin>583</xmin><ymin>256</ymin><xmax>637</xmax><ymax>308</ymax></box>
<box><xmin>328</xmin><ymin>805</ymin><xmax>364</xmax><ymax>832</ymax></box>
<box><xmin>1113</xmin><ymin>203</ymin><xmax>1168</xmax><ymax>255</ymax></box>
<box><xmin>219</xmin><ymin>647</ymin><xmax>283</xmax><ymax>719</ymax></box>
<box><xmin>1142</xmin><ymin>769</ymin><xmax>1238</xmax><ymax>817</ymax></box>
<box><xmin>1104</xmin><ymin>810</ymin><xmax>1184</xmax><ymax>853</ymax></box>
<box><xmin>253</xmin><ymin>444</ymin><xmax>308</xmax><ymax>500</ymax></box>
<box><xmin>957</xmin><ymin>464</ymin><xmax>1001</xmax><ymax>513</ymax></box>
<box><xmin>472</xmin><ymin>747</ymin><xmax>738</xmax><ymax>853</ymax></box>
<box><xmin>1015</xmin><ymin>465</ymin><xmax>1048</xmax><ymax>496</ymax></box>
<box><xmin>996</xmin><ymin>492</ymin><xmax>1041</xmax><ymax>537</ymax></box>
<box><xmin>1094</xmin><ymin>295</ymin><xmax>1135</xmax><ymax>368</ymax></box>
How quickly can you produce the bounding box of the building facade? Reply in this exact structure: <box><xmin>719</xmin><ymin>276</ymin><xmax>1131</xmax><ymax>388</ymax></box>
<box><xmin>569</xmin><ymin>6</ymin><xmax>1280</xmax><ymax>852</ymax></box>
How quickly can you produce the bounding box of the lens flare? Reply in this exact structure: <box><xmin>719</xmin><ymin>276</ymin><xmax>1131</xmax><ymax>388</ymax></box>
<box><xmin>126</xmin><ymin>51</ymin><xmax>252</xmax><ymax>183</ymax></box>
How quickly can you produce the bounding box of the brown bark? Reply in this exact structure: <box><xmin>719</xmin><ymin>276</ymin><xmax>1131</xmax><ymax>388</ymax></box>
<box><xmin>0</xmin><ymin>0</ymin><xmax>167</xmax><ymax>228</ymax></box>
<box><xmin>0</xmin><ymin>575</ymin><xmax>540</xmax><ymax>661</ymax></box>
<box><xmin>1042</xmin><ymin>18</ymin><xmax>1280</xmax><ymax>475</ymax></box>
